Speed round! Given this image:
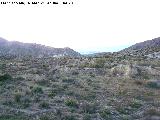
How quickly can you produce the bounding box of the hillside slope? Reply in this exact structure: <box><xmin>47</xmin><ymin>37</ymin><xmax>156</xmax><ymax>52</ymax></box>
<box><xmin>0</xmin><ymin>54</ymin><xmax>160</xmax><ymax>120</ymax></box>
<box><xmin>119</xmin><ymin>37</ymin><xmax>160</xmax><ymax>56</ymax></box>
<box><xmin>0</xmin><ymin>37</ymin><xmax>81</xmax><ymax>58</ymax></box>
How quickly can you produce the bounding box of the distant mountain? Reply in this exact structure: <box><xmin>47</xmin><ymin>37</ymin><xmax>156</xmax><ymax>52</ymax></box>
<box><xmin>119</xmin><ymin>37</ymin><xmax>160</xmax><ymax>56</ymax></box>
<box><xmin>0</xmin><ymin>37</ymin><xmax>81</xmax><ymax>58</ymax></box>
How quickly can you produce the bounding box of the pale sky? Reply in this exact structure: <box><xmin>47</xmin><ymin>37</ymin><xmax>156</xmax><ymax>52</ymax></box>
<box><xmin>0</xmin><ymin>0</ymin><xmax>160</xmax><ymax>53</ymax></box>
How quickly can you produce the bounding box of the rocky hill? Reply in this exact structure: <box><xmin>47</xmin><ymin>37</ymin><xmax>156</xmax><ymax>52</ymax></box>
<box><xmin>0</xmin><ymin>37</ymin><xmax>160</xmax><ymax>120</ymax></box>
<box><xmin>119</xmin><ymin>37</ymin><xmax>160</xmax><ymax>56</ymax></box>
<box><xmin>0</xmin><ymin>37</ymin><xmax>81</xmax><ymax>58</ymax></box>
<box><xmin>0</xmin><ymin>52</ymin><xmax>160</xmax><ymax>120</ymax></box>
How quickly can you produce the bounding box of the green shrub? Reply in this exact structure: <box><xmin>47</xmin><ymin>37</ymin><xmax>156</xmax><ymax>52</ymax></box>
<box><xmin>144</xmin><ymin>109</ymin><xmax>160</xmax><ymax>116</ymax></box>
<box><xmin>62</xmin><ymin>115</ymin><xmax>77</xmax><ymax>120</ymax></box>
<box><xmin>121</xmin><ymin>115</ymin><xmax>130</xmax><ymax>120</ymax></box>
<box><xmin>21</xmin><ymin>98</ymin><xmax>31</xmax><ymax>108</ymax></box>
<box><xmin>36</xmin><ymin>80</ymin><xmax>50</xmax><ymax>87</ymax></box>
<box><xmin>117</xmin><ymin>107</ymin><xmax>131</xmax><ymax>115</ymax></box>
<box><xmin>48</xmin><ymin>90</ymin><xmax>57</xmax><ymax>98</ymax></box>
<box><xmin>79</xmin><ymin>62</ymin><xmax>90</xmax><ymax>68</ymax></box>
<box><xmin>89</xmin><ymin>72</ymin><xmax>95</xmax><ymax>77</ymax></box>
<box><xmin>146</xmin><ymin>81</ymin><xmax>160</xmax><ymax>89</ymax></box>
<box><xmin>83</xmin><ymin>114</ymin><xmax>91</xmax><ymax>120</ymax></box>
<box><xmin>95</xmin><ymin>58</ymin><xmax>106</xmax><ymax>67</ymax></box>
<box><xmin>3</xmin><ymin>100</ymin><xmax>14</xmax><ymax>106</ymax></box>
<box><xmin>64</xmin><ymin>98</ymin><xmax>78</xmax><ymax>108</ymax></box>
<box><xmin>100</xmin><ymin>108</ymin><xmax>112</xmax><ymax>117</ymax></box>
<box><xmin>40</xmin><ymin>116</ymin><xmax>50</xmax><ymax>120</ymax></box>
<box><xmin>81</xmin><ymin>102</ymin><xmax>97</xmax><ymax>114</ymax></box>
<box><xmin>83</xmin><ymin>92</ymin><xmax>96</xmax><ymax>101</ymax></box>
<box><xmin>15</xmin><ymin>77</ymin><xmax>25</xmax><ymax>81</ymax></box>
<box><xmin>39</xmin><ymin>115</ymin><xmax>57</xmax><ymax>120</ymax></box>
<box><xmin>32</xmin><ymin>87</ymin><xmax>43</xmax><ymax>94</ymax></box>
<box><xmin>39</xmin><ymin>102</ymin><xmax>50</xmax><ymax>109</ymax></box>
<box><xmin>62</xmin><ymin>78</ymin><xmax>75</xmax><ymax>84</ymax></box>
<box><xmin>14</xmin><ymin>93</ymin><xmax>22</xmax><ymax>103</ymax></box>
<box><xmin>134</xmin><ymin>80</ymin><xmax>144</xmax><ymax>85</ymax></box>
<box><xmin>0</xmin><ymin>63</ymin><xmax>6</xmax><ymax>70</ymax></box>
<box><xmin>142</xmin><ymin>74</ymin><xmax>150</xmax><ymax>80</ymax></box>
<box><xmin>130</xmin><ymin>99</ymin><xmax>142</xmax><ymax>109</ymax></box>
<box><xmin>72</xmin><ymin>71</ymin><xmax>79</xmax><ymax>75</ymax></box>
<box><xmin>0</xmin><ymin>74</ymin><xmax>12</xmax><ymax>82</ymax></box>
<box><xmin>34</xmin><ymin>96</ymin><xmax>40</xmax><ymax>102</ymax></box>
<box><xmin>89</xmin><ymin>58</ymin><xmax>105</xmax><ymax>68</ymax></box>
<box><xmin>0</xmin><ymin>115</ymin><xmax>28</xmax><ymax>120</ymax></box>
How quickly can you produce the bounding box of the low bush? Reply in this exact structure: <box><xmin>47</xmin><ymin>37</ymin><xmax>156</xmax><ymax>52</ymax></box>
<box><xmin>0</xmin><ymin>115</ymin><xmax>28</xmax><ymax>120</ymax></box>
<box><xmin>32</xmin><ymin>87</ymin><xmax>43</xmax><ymax>94</ymax></box>
<box><xmin>62</xmin><ymin>78</ymin><xmax>75</xmax><ymax>84</ymax></box>
<box><xmin>100</xmin><ymin>108</ymin><xmax>112</xmax><ymax>119</ymax></box>
<box><xmin>134</xmin><ymin>80</ymin><xmax>144</xmax><ymax>86</ymax></box>
<box><xmin>144</xmin><ymin>108</ymin><xmax>160</xmax><ymax>116</ymax></box>
<box><xmin>89</xmin><ymin>58</ymin><xmax>105</xmax><ymax>68</ymax></box>
<box><xmin>40</xmin><ymin>116</ymin><xmax>50</xmax><ymax>120</ymax></box>
<box><xmin>146</xmin><ymin>80</ymin><xmax>160</xmax><ymax>89</ymax></box>
<box><xmin>62</xmin><ymin>115</ymin><xmax>77</xmax><ymax>120</ymax></box>
<box><xmin>39</xmin><ymin>102</ymin><xmax>50</xmax><ymax>109</ymax></box>
<box><xmin>83</xmin><ymin>114</ymin><xmax>91</xmax><ymax>120</ymax></box>
<box><xmin>48</xmin><ymin>90</ymin><xmax>57</xmax><ymax>98</ymax></box>
<box><xmin>0</xmin><ymin>74</ymin><xmax>12</xmax><ymax>82</ymax></box>
<box><xmin>64</xmin><ymin>98</ymin><xmax>78</xmax><ymax>108</ymax></box>
<box><xmin>21</xmin><ymin>97</ymin><xmax>31</xmax><ymax>108</ymax></box>
<box><xmin>36</xmin><ymin>80</ymin><xmax>50</xmax><ymax>87</ymax></box>
<box><xmin>81</xmin><ymin>102</ymin><xmax>98</xmax><ymax>114</ymax></box>
<box><xmin>0</xmin><ymin>63</ymin><xmax>6</xmax><ymax>69</ymax></box>
<box><xmin>14</xmin><ymin>93</ymin><xmax>22</xmax><ymax>103</ymax></box>
<box><xmin>130</xmin><ymin>99</ymin><xmax>142</xmax><ymax>109</ymax></box>
<box><xmin>117</xmin><ymin>107</ymin><xmax>131</xmax><ymax>115</ymax></box>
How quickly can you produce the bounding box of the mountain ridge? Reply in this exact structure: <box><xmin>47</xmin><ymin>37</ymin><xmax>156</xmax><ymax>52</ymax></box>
<box><xmin>119</xmin><ymin>37</ymin><xmax>160</xmax><ymax>56</ymax></box>
<box><xmin>0</xmin><ymin>37</ymin><xmax>81</xmax><ymax>58</ymax></box>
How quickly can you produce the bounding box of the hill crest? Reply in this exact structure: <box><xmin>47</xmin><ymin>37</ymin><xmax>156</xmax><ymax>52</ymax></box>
<box><xmin>0</xmin><ymin>37</ymin><xmax>81</xmax><ymax>58</ymax></box>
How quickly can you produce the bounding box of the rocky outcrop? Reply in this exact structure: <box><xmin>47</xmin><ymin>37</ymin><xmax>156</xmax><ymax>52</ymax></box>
<box><xmin>111</xmin><ymin>64</ymin><xmax>160</xmax><ymax>79</ymax></box>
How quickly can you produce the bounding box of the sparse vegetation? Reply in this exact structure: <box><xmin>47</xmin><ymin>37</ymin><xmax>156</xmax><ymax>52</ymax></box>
<box><xmin>0</xmin><ymin>47</ymin><xmax>160</xmax><ymax>120</ymax></box>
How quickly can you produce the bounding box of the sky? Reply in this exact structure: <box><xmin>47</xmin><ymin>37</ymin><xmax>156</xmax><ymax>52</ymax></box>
<box><xmin>0</xmin><ymin>0</ymin><xmax>160</xmax><ymax>54</ymax></box>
